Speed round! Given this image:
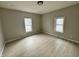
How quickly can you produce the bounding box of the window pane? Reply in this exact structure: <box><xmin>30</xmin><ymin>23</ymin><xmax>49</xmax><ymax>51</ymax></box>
<box><xmin>55</xmin><ymin>17</ymin><xmax>64</xmax><ymax>33</ymax></box>
<box><xmin>25</xmin><ymin>18</ymin><xmax>32</xmax><ymax>26</ymax></box>
<box><xmin>25</xmin><ymin>26</ymin><xmax>32</xmax><ymax>32</ymax></box>
<box><xmin>24</xmin><ymin>18</ymin><xmax>32</xmax><ymax>32</ymax></box>
<box><xmin>56</xmin><ymin>17</ymin><xmax>64</xmax><ymax>25</ymax></box>
<box><xmin>56</xmin><ymin>25</ymin><xmax>63</xmax><ymax>33</ymax></box>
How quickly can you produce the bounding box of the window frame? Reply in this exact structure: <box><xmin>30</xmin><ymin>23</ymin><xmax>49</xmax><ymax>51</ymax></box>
<box><xmin>54</xmin><ymin>16</ymin><xmax>65</xmax><ymax>33</ymax></box>
<box><xmin>24</xmin><ymin>17</ymin><xmax>33</xmax><ymax>33</ymax></box>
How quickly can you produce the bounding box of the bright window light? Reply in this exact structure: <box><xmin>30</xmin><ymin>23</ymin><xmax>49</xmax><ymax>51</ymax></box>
<box><xmin>24</xmin><ymin>18</ymin><xmax>32</xmax><ymax>32</ymax></box>
<box><xmin>55</xmin><ymin>17</ymin><xmax>64</xmax><ymax>33</ymax></box>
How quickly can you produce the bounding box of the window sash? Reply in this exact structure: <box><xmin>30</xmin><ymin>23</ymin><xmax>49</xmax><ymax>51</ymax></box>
<box><xmin>55</xmin><ymin>17</ymin><xmax>64</xmax><ymax>33</ymax></box>
<box><xmin>25</xmin><ymin>26</ymin><xmax>32</xmax><ymax>32</ymax></box>
<box><xmin>25</xmin><ymin>18</ymin><xmax>32</xmax><ymax>26</ymax></box>
<box><xmin>56</xmin><ymin>25</ymin><xmax>63</xmax><ymax>33</ymax></box>
<box><xmin>24</xmin><ymin>18</ymin><xmax>32</xmax><ymax>32</ymax></box>
<box><xmin>56</xmin><ymin>17</ymin><xmax>64</xmax><ymax>25</ymax></box>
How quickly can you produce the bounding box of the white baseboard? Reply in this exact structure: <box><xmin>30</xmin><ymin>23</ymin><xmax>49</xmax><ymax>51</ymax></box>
<box><xmin>5</xmin><ymin>33</ymin><xmax>41</xmax><ymax>44</ymax></box>
<box><xmin>44</xmin><ymin>32</ymin><xmax>79</xmax><ymax>44</ymax></box>
<box><xmin>0</xmin><ymin>43</ymin><xmax>5</xmax><ymax>57</ymax></box>
<box><xmin>5</xmin><ymin>35</ymin><xmax>27</xmax><ymax>44</ymax></box>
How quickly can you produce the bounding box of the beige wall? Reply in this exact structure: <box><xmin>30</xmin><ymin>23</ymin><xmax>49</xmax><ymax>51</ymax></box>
<box><xmin>0</xmin><ymin>4</ymin><xmax>79</xmax><ymax>44</ymax></box>
<box><xmin>42</xmin><ymin>4</ymin><xmax>79</xmax><ymax>42</ymax></box>
<box><xmin>0</xmin><ymin>10</ymin><xmax>4</xmax><ymax>56</ymax></box>
<box><xmin>0</xmin><ymin>8</ymin><xmax>41</xmax><ymax>43</ymax></box>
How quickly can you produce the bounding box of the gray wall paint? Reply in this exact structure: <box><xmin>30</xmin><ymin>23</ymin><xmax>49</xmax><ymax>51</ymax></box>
<box><xmin>0</xmin><ymin>8</ymin><xmax>41</xmax><ymax>42</ymax></box>
<box><xmin>42</xmin><ymin>4</ymin><xmax>79</xmax><ymax>42</ymax></box>
<box><xmin>0</xmin><ymin>10</ymin><xmax>4</xmax><ymax>56</ymax></box>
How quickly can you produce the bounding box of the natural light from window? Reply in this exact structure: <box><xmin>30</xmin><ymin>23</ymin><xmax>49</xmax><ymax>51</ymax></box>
<box><xmin>24</xmin><ymin>18</ymin><xmax>32</xmax><ymax>32</ymax></box>
<box><xmin>55</xmin><ymin>17</ymin><xmax>64</xmax><ymax>33</ymax></box>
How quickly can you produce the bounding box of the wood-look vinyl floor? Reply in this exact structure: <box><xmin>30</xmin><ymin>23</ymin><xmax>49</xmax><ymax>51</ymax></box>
<box><xmin>2</xmin><ymin>34</ymin><xmax>79</xmax><ymax>57</ymax></box>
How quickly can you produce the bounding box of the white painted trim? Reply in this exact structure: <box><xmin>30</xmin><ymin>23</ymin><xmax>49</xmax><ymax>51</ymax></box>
<box><xmin>5</xmin><ymin>35</ymin><xmax>27</xmax><ymax>44</ymax></box>
<box><xmin>44</xmin><ymin>32</ymin><xmax>79</xmax><ymax>44</ymax></box>
<box><xmin>0</xmin><ymin>43</ymin><xmax>5</xmax><ymax>57</ymax></box>
<box><xmin>5</xmin><ymin>33</ymin><xmax>40</xmax><ymax>44</ymax></box>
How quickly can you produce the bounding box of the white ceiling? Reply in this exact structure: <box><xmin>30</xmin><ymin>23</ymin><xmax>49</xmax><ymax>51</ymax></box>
<box><xmin>0</xmin><ymin>1</ymin><xmax>79</xmax><ymax>14</ymax></box>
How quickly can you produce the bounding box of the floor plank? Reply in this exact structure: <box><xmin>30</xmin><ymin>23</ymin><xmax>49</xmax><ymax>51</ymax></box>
<box><xmin>2</xmin><ymin>34</ymin><xmax>79</xmax><ymax>57</ymax></box>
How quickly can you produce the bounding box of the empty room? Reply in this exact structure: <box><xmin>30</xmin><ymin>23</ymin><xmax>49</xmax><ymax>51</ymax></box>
<box><xmin>0</xmin><ymin>1</ymin><xmax>79</xmax><ymax>57</ymax></box>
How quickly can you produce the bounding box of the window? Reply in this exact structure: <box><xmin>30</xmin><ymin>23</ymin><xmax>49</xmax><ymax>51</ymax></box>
<box><xmin>55</xmin><ymin>17</ymin><xmax>64</xmax><ymax>33</ymax></box>
<box><xmin>24</xmin><ymin>18</ymin><xmax>32</xmax><ymax>32</ymax></box>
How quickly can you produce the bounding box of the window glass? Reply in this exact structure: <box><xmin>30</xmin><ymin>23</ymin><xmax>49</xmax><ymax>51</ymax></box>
<box><xmin>24</xmin><ymin>18</ymin><xmax>32</xmax><ymax>32</ymax></box>
<box><xmin>55</xmin><ymin>17</ymin><xmax>64</xmax><ymax>33</ymax></box>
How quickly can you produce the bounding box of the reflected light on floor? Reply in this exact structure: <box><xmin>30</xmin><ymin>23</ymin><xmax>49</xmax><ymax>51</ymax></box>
<box><xmin>26</xmin><ymin>38</ymin><xmax>35</xmax><ymax>47</ymax></box>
